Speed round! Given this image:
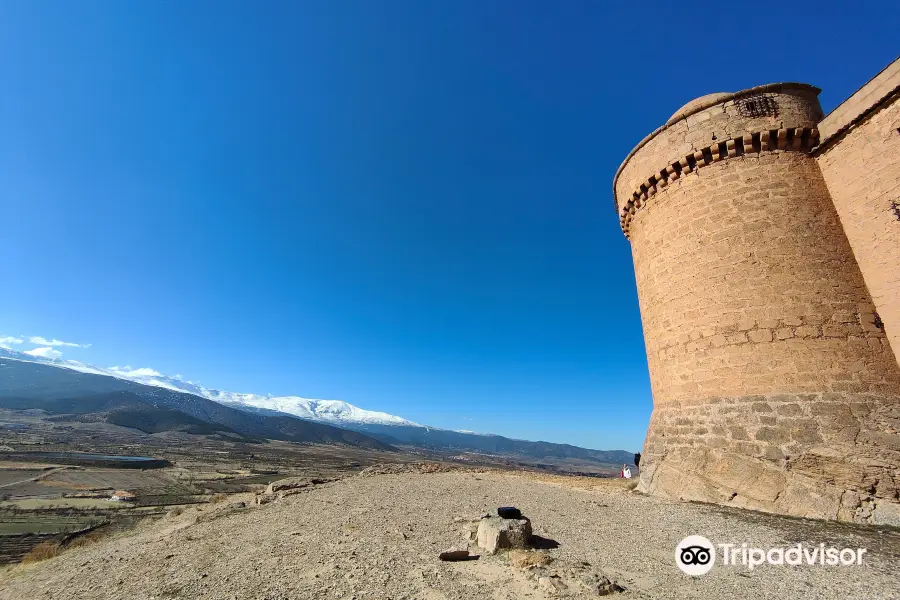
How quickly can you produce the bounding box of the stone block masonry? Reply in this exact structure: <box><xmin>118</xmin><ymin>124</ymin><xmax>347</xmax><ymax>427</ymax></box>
<box><xmin>613</xmin><ymin>57</ymin><xmax>900</xmax><ymax>525</ymax></box>
<box><xmin>815</xmin><ymin>76</ymin><xmax>900</xmax><ymax>368</ymax></box>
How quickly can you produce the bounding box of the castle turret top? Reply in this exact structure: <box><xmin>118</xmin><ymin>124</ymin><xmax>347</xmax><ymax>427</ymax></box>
<box><xmin>613</xmin><ymin>83</ymin><xmax>823</xmax><ymax>234</ymax></box>
<box><xmin>666</xmin><ymin>92</ymin><xmax>732</xmax><ymax>125</ymax></box>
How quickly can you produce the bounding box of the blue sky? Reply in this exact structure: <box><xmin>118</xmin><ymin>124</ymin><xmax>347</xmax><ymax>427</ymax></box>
<box><xmin>1</xmin><ymin>2</ymin><xmax>897</xmax><ymax>452</ymax></box>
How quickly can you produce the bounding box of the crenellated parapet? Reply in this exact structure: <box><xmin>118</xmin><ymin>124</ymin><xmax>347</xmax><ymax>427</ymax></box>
<box><xmin>617</xmin><ymin>126</ymin><xmax>820</xmax><ymax>237</ymax></box>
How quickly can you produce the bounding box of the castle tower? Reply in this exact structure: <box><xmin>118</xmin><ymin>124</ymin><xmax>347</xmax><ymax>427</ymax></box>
<box><xmin>614</xmin><ymin>84</ymin><xmax>900</xmax><ymax>524</ymax></box>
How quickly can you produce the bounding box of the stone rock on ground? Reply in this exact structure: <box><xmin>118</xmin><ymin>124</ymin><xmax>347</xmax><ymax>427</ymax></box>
<box><xmin>265</xmin><ymin>477</ymin><xmax>311</xmax><ymax>494</ymax></box>
<box><xmin>581</xmin><ymin>572</ymin><xmax>625</xmax><ymax>596</ymax></box>
<box><xmin>538</xmin><ymin>575</ymin><xmax>568</xmax><ymax>594</ymax></box>
<box><xmin>256</xmin><ymin>477</ymin><xmax>334</xmax><ymax>505</ymax></box>
<box><xmin>477</xmin><ymin>516</ymin><xmax>532</xmax><ymax>553</ymax></box>
<box><xmin>265</xmin><ymin>477</ymin><xmax>334</xmax><ymax>494</ymax></box>
<box><xmin>254</xmin><ymin>493</ymin><xmax>276</xmax><ymax>506</ymax></box>
<box><xmin>438</xmin><ymin>548</ymin><xmax>476</xmax><ymax>561</ymax></box>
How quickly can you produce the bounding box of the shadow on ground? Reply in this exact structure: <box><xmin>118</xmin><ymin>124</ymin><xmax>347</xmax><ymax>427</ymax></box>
<box><xmin>530</xmin><ymin>535</ymin><xmax>560</xmax><ymax>549</ymax></box>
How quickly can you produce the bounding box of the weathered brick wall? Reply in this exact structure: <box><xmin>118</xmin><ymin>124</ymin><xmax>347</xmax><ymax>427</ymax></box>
<box><xmin>617</xmin><ymin>87</ymin><xmax>900</xmax><ymax>524</ymax></box>
<box><xmin>815</xmin><ymin>60</ymin><xmax>900</xmax><ymax>369</ymax></box>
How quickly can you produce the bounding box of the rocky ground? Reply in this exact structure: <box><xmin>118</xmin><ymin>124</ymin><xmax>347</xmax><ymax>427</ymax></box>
<box><xmin>2</xmin><ymin>467</ymin><xmax>898</xmax><ymax>599</ymax></box>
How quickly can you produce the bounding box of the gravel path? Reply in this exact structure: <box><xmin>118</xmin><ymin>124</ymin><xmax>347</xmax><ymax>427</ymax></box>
<box><xmin>2</xmin><ymin>470</ymin><xmax>898</xmax><ymax>599</ymax></box>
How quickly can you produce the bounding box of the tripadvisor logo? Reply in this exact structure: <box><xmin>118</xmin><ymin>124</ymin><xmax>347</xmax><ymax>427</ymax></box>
<box><xmin>676</xmin><ymin>535</ymin><xmax>716</xmax><ymax>575</ymax></box>
<box><xmin>675</xmin><ymin>536</ymin><xmax>867</xmax><ymax>575</ymax></box>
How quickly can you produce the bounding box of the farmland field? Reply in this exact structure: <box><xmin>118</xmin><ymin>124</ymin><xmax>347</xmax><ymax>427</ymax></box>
<box><xmin>0</xmin><ymin>470</ymin><xmax>45</xmax><ymax>486</ymax></box>
<box><xmin>42</xmin><ymin>469</ymin><xmax>182</xmax><ymax>494</ymax></box>
<box><xmin>0</xmin><ymin>516</ymin><xmax>95</xmax><ymax>535</ymax></box>
<box><xmin>0</xmin><ymin>481</ymin><xmax>60</xmax><ymax>497</ymax></box>
<box><xmin>0</xmin><ymin>498</ymin><xmax>130</xmax><ymax>510</ymax></box>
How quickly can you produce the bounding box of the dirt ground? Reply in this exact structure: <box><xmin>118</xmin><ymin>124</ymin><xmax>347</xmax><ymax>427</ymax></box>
<box><xmin>2</xmin><ymin>470</ymin><xmax>898</xmax><ymax>599</ymax></box>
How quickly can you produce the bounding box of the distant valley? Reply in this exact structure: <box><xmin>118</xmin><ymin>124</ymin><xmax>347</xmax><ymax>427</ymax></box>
<box><xmin>0</xmin><ymin>349</ymin><xmax>633</xmax><ymax>469</ymax></box>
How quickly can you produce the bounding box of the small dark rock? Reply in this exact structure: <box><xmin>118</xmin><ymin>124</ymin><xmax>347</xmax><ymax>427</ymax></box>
<box><xmin>597</xmin><ymin>581</ymin><xmax>626</xmax><ymax>596</ymax></box>
<box><xmin>439</xmin><ymin>549</ymin><xmax>479</xmax><ymax>562</ymax></box>
<box><xmin>497</xmin><ymin>506</ymin><xmax>522</xmax><ymax>519</ymax></box>
<box><xmin>583</xmin><ymin>573</ymin><xmax>625</xmax><ymax>596</ymax></box>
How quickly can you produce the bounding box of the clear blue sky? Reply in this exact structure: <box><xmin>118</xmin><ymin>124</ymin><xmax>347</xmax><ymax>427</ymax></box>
<box><xmin>1</xmin><ymin>2</ymin><xmax>897</xmax><ymax>452</ymax></box>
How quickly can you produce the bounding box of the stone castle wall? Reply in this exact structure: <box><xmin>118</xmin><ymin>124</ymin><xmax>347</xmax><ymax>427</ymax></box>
<box><xmin>613</xmin><ymin>84</ymin><xmax>823</xmax><ymax>225</ymax></box>
<box><xmin>815</xmin><ymin>60</ymin><xmax>900</xmax><ymax>367</ymax></box>
<box><xmin>615</xmin><ymin>59</ymin><xmax>900</xmax><ymax>524</ymax></box>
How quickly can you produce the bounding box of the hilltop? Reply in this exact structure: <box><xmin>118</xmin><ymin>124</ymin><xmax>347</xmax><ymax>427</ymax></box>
<box><xmin>2</xmin><ymin>469</ymin><xmax>897</xmax><ymax>599</ymax></box>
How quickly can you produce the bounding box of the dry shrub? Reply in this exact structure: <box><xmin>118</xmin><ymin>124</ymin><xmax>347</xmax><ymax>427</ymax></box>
<box><xmin>210</xmin><ymin>493</ymin><xmax>228</xmax><ymax>504</ymax></box>
<box><xmin>507</xmin><ymin>549</ymin><xmax>553</xmax><ymax>569</ymax></box>
<box><xmin>66</xmin><ymin>529</ymin><xmax>106</xmax><ymax>549</ymax></box>
<box><xmin>21</xmin><ymin>541</ymin><xmax>61</xmax><ymax>564</ymax></box>
<box><xmin>168</xmin><ymin>506</ymin><xmax>184</xmax><ymax>517</ymax></box>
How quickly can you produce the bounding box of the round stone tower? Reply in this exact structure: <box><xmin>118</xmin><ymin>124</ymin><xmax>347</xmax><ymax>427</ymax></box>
<box><xmin>615</xmin><ymin>84</ymin><xmax>900</xmax><ymax>523</ymax></box>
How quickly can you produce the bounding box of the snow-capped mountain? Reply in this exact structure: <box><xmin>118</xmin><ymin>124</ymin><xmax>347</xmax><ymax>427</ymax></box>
<box><xmin>205</xmin><ymin>392</ymin><xmax>418</xmax><ymax>426</ymax></box>
<box><xmin>0</xmin><ymin>346</ymin><xmax>635</xmax><ymax>465</ymax></box>
<box><xmin>0</xmin><ymin>348</ymin><xmax>417</xmax><ymax>427</ymax></box>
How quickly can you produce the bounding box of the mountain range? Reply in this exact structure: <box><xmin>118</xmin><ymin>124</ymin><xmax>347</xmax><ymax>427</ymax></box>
<box><xmin>0</xmin><ymin>348</ymin><xmax>633</xmax><ymax>465</ymax></box>
<box><xmin>0</xmin><ymin>358</ymin><xmax>393</xmax><ymax>450</ymax></box>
